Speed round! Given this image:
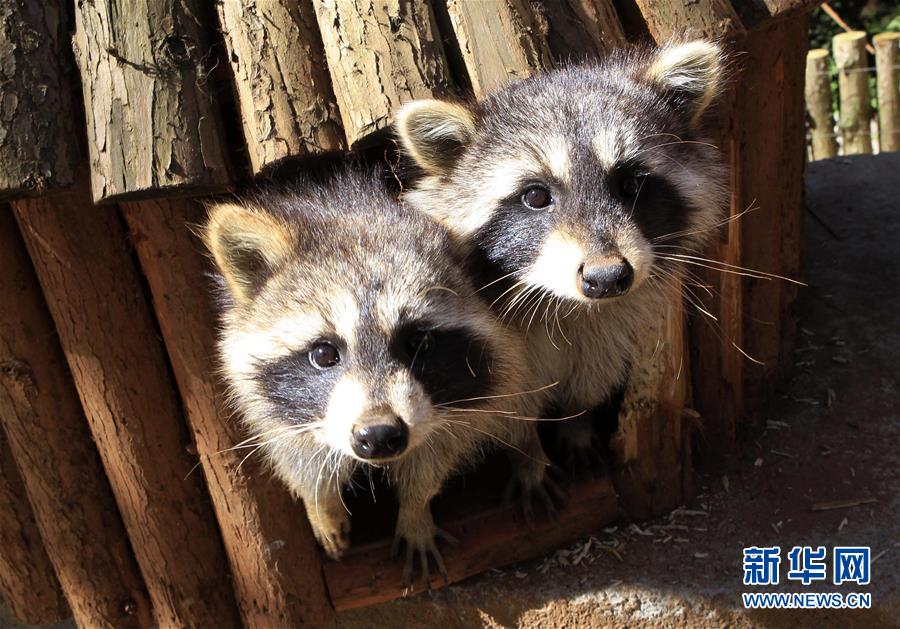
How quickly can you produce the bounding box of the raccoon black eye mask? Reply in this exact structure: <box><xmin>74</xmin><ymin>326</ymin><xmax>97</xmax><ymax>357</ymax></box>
<box><xmin>396</xmin><ymin>39</ymin><xmax>729</xmax><ymax>467</ymax></box>
<box><xmin>203</xmin><ymin>165</ymin><xmax>556</xmax><ymax>585</ymax></box>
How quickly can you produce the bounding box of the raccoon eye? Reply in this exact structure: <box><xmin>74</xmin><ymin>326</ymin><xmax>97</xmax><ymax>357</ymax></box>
<box><xmin>619</xmin><ymin>175</ymin><xmax>643</xmax><ymax>198</ymax></box>
<box><xmin>521</xmin><ymin>186</ymin><xmax>552</xmax><ymax>210</ymax></box>
<box><xmin>309</xmin><ymin>342</ymin><xmax>340</xmax><ymax>369</ymax></box>
<box><xmin>408</xmin><ymin>330</ymin><xmax>433</xmax><ymax>357</ymax></box>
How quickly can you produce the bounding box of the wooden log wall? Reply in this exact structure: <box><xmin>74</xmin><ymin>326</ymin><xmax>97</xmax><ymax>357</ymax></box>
<box><xmin>0</xmin><ymin>0</ymin><xmax>819</xmax><ymax>621</ymax></box>
<box><xmin>0</xmin><ymin>210</ymin><xmax>152</xmax><ymax>628</ymax></box>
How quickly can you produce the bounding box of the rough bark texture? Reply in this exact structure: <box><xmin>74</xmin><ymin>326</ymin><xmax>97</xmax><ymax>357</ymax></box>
<box><xmin>445</xmin><ymin>0</ymin><xmax>554</xmax><ymax>97</ymax></box>
<box><xmin>805</xmin><ymin>48</ymin><xmax>838</xmax><ymax>159</ymax></box>
<box><xmin>0</xmin><ymin>210</ymin><xmax>152</xmax><ymax>628</ymax></box>
<box><xmin>313</xmin><ymin>0</ymin><xmax>454</xmax><ymax>146</ymax></box>
<box><xmin>324</xmin><ymin>476</ymin><xmax>621</xmax><ymax>610</ymax></box>
<box><xmin>631</xmin><ymin>0</ymin><xmax>743</xmax><ymax>39</ymax></box>
<box><xmin>216</xmin><ymin>0</ymin><xmax>345</xmax><ymax>174</ymax></box>
<box><xmin>611</xmin><ymin>281</ymin><xmax>692</xmax><ymax>519</ymax></box>
<box><xmin>874</xmin><ymin>32</ymin><xmax>899</xmax><ymax>153</ymax></box>
<box><xmin>833</xmin><ymin>31</ymin><xmax>873</xmax><ymax>155</ymax></box>
<box><xmin>533</xmin><ymin>0</ymin><xmax>626</xmax><ymax>63</ymax></box>
<box><xmin>72</xmin><ymin>0</ymin><xmax>231</xmax><ymax>202</ymax></box>
<box><xmin>121</xmin><ymin>199</ymin><xmax>334</xmax><ymax>628</ymax></box>
<box><xmin>0</xmin><ymin>1</ymin><xmax>79</xmax><ymax>199</ymax></box>
<box><xmin>12</xmin><ymin>187</ymin><xmax>241</xmax><ymax>628</ymax></box>
<box><xmin>0</xmin><ymin>423</ymin><xmax>68</xmax><ymax>625</ymax></box>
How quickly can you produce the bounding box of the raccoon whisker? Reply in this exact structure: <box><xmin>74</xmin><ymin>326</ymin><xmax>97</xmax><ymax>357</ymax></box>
<box><xmin>652</xmin><ymin>205</ymin><xmax>759</xmax><ymax>243</ymax></box>
<box><xmin>419</xmin><ymin>285</ymin><xmax>459</xmax><ymax>298</ymax></box>
<box><xmin>366</xmin><ymin>466</ymin><xmax>376</xmax><ymax>503</ymax></box>
<box><xmin>434</xmin><ymin>381</ymin><xmax>559</xmax><ymax>407</ymax></box>
<box><xmin>499</xmin><ymin>282</ymin><xmax>537</xmax><ymax>322</ymax></box>
<box><xmin>554</xmin><ymin>297</ymin><xmax>573</xmax><ymax>346</ymax></box>
<box><xmin>219</xmin><ymin>423</ymin><xmax>324</xmax><ymax>454</ymax></box>
<box><xmin>523</xmin><ymin>290</ymin><xmax>548</xmax><ymax>336</ymax></box>
<box><xmin>490</xmin><ymin>279</ymin><xmax>528</xmax><ymax>311</ymax></box>
<box><xmin>441</xmin><ymin>419</ymin><xmax>542</xmax><ymax>464</ymax></box>
<box><xmin>330</xmin><ymin>453</ymin><xmax>351</xmax><ymax>515</ymax></box>
<box><xmin>658</xmin><ymin>253</ymin><xmax>806</xmax><ymax>286</ymax></box>
<box><xmin>473</xmin><ymin>269</ymin><xmax>520</xmax><ymax>295</ymax></box>
<box><xmin>438</xmin><ymin>407</ymin><xmax>518</xmax><ymax>415</ymax></box>
<box><xmin>236</xmin><ymin>442</ymin><xmax>268</xmax><ymax>473</ymax></box>
<box><xmin>509</xmin><ymin>408</ymin><xmax>589</xmax><ymax>422</ymax></box>
<box><xmin>542</xmin><ymin>299</ymin><xmax>561</xmax><ymax>351</ymax></box>
<box><xmin>638</xmin><ymin>139</ymin><xmax>721</xmax><ymax>153</ymax></box>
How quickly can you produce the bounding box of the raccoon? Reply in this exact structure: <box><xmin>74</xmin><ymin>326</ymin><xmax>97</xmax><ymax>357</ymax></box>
<box><xmin>395</xmin><ymin>41</ymin><xmax>729</xmax><ymax>460</ymax></box>
<box><xmin>203</xmin><ymin>166</ymin><xmax>552</xmax><ymax>583</ymax></box>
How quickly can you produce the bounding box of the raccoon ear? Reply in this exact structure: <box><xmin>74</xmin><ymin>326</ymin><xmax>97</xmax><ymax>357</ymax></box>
<box><xmin>643</xmin><ymin>40</ymin><xmax>724</xmax><ymax>125</ymax></box>
<box><xmin>204</xmin><ymin>203</ymin><xmax>294</xmax><ymax>303</ymax></box>
<box><xmin>395</xmin><ymin>100</ymin><xmax>476</xmax><ymax>175</ymax></box>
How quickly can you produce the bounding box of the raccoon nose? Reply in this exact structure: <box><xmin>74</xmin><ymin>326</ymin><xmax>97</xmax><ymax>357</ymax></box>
<box><xmin>351</xmin><ymin>420</ymin><xmax>409</xmax><ymax>459</ymax></box>
<box><xmin>578</xmin><ymin>261</ymin><xmax>634</xmax><ymax>299</ymax></box>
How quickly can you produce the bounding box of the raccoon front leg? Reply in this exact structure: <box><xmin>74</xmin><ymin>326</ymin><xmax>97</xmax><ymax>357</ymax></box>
<box><xmin>391</xmin><ymin>460</ymin><xmax>458</xmax><ymax>586</ymax></box>
<box><xmin>298</xmin><ymin>476</ymin><xmax>352</xmax><ymax>560</ymax></box>
<box><xmin>506</xmin><ymin>424</ymin><xmax>566</xmax><ymax>524</ymax></box>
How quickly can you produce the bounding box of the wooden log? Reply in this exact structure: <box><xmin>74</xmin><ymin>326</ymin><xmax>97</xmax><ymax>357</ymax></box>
<box><xmin>216</xmin><ymin>0</ymin><xmax>345</xmax><ymax>174</ymax></box>
<box><xmin>0</xmin><ymin>1</ymin><xmax>79</xmax><ymax>199</ymax></box>
<box><xmin>532</xmin><ymin>0</ymin><xmax>626</xmax><ymax>63</ymax></box>
<box><xmin>0</xmin><ymin>424</ymin><xmax>68</xmax><ymax>625</ymax></box>
<box><xmin>805</xmin><ymin>48</ymin><xmax>838</xmax><ymax>160</ymax></box>
<box><xmin>121</xmin><ymin>199</ymin><xmax>333</xmax><ymax>628</ymax></box>
<box><xmin>833</xmin><ymin>31</ymin><xmax>873</xmax><ymax>155</ymax></box>
<box><xmin>0</xmin><ymin>211</ymin><xmax>152</xmax><ymax>628</ymax></box>
<box><xmin>72</xmin><ymin>0</ymin><xmax>231</xmax><ymax>202</ymax></box>
<box><xmin>324</xmin><ymin>475</ymin><xmax>621</xmax><ymax>610</ymax></box>
<box><xmin>731</xmin><ymin>0</ymin><xmax>821</xmax><ymax>31</ymax></box>
<box><xmin>874</xmin><ymin>32</ymin><xmax>900</xmax><ymax>152</ymax></box>
<box><xmin>611</xmin><ymin>280</ymin><xmax>692</xmax><ymax>518</ymax></box>
<box><xmin>313</xmin><ymin>0</ymin><xmax>453</xmax><ymax>146</ymax></box>
<box><xmin>12</xmin><ymin>188</ymin><xmax>241</xmax><ymax>628</ymax></box>
<box><xmin>631</xmin><ymin>0</ymin><xmax>744</xmax><ymax>41</ymax></box>
<box><xmin>444</xmin><ymin>0</ymin><xmax>554</xmax><ymax>97</ymax></box>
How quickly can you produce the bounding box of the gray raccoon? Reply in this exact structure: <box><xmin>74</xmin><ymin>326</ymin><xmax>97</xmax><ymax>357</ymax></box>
<box><xmin>203</xmin><ymin>166</ymin><xmax>550</xmax><ymax>583</ymax></box>
<box><xmin>395</xmin><ymin>41</ymin><xmax>729</xmax><ymax>456</ymax></box>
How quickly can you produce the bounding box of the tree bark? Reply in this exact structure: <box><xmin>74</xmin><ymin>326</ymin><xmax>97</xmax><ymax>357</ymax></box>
<box><xmin>533</xmin><ymin>0</ymin><xmax>626</xmax><ymax>63</ymax></box>
<box><xmin>0</xmin><ymin>1</ymin><xmax>79</xmax><ymax>199</ymax></box>
<box><xmin>0</xmin><ymin>424</ymin><xmax>68</xmax><ymax>625</ymax></box>
<box><xmin>631</xmin><ymin>0</ymin><xmax>743</xmax><ymax>40</ymax></box>
<box><xmin>874</xmin><ymin>32</ymin><xmax>899</xmax><ymax>152</ymax></box>
<box><xmin>444</xmin><ymin>0</ymin><xmax>554</xmax><ymax>98</ymax></box>
<box><xmin>216</xmin><ymin>0</ymin><xmax>345</xmax><ymax>174</ymax></box>
<box><xmin>833</xmin><ymin>31</ymin><xmax>873</xmax><ymax>155</ymax></box>
<box><xmin>121</xmin><ymin>199</ymin><xmax>333</xmax><ymax>628</ymax></box>
<box><xmin>805</xmin><ymin>49</ymin><xmax>838</xmax><ymax>160</ymax></box>
<box><xmin>12</xmin><ymin>186</ymin><xmax>241</xmax><ymax>628</ymax></box>
<box><xmin>0</xmin><ymin>210</ymin><xmax>152</xmax><ymax>628</ymax></box>
<box><xmin>313</xmin><ymin>0</ymin><xmax>454</xmax><ymax>145</ymax></box>
<box><xmin>72</xmin><ymin>0</ymin><xmax>231</xmax><ymax>202</ymax></box>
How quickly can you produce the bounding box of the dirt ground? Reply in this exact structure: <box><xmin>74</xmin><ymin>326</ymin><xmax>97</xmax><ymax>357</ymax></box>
<box><xmin>336</xmin><ymin>154</ymin><xmax>900</xmax><ymax>629</ymax></box>
<box><xmin>2</xmin><ymin>155</ymin><xmax>897</xmax><ymax>628</ymax></box>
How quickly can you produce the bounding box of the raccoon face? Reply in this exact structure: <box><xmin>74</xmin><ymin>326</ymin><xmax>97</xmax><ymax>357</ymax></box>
<box><xmin>397</xmin><ymin>41</ymin><xmax>728</xmax><ymax>305</ymax></box>
<box><xmin>205</xmin><ymin>181</ymin><xmax>511</xmax><ymax>465</ymax></box>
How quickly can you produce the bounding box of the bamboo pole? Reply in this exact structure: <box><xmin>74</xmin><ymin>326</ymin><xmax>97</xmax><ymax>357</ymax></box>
<box><xmin>313</xmin><ymin>0</ymin><xmax>453</xmax><ymax>146</ymax></box>
<box><xmin>532</xmin><ymin>0</ymin><xmax>626</xmax><ymax>63</ymax></box>
<box><xmin>72</xmin><ymin>0</ymin><xmax>231</xmax><ymax>202</ymax></box>
<box><xmin>833</xmin><ymin>31</ymin><xmax>873</xmax><ymax>154</ymax></box>
<box><xmin>0</xmin><ymin>211</ymin><xmax>152</xmax><ymax>628</ymax></box>
<box><xmin>121</xmin><ymin>200</ymin><xmax>333</xmax><ymax>628</ymax></box>
<box><xmin>0</xmin><ymin>1</ymin><xmax>79</xmax><ymax>199</ymax></box>
<box><xmin>805</xmin><ymin>48</ymin><xmax>838</xmax><ymax>159</ymax></box>
<box><xmin>13</xmin><ymin>187</ymin><xmax>241</xmax><ymax>628</ymax></box>
<box><xmin>874</xmin><ymin>32</ymin><xmax>899</xmax><ymax>152</ymax></box>
<box><xmin>444</xmin><ymin>0</ymin><xmax>554</xmax><ymax>97</ymax></box>
<box><xmin>216</xmin><ymin>0</ymin><xmax>345</xmax><ymax>174</ymax></box>
<box><xmin>0</xmin><ymin>426</ymin><xmax>69</xmax><ymax>625</ymax></box>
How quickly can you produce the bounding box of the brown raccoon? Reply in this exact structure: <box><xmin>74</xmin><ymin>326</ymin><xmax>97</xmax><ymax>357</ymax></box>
<box><xmin>204</xmin><ymin>165</ymin><xmax>554</xmax><ymax>583</ymax></box>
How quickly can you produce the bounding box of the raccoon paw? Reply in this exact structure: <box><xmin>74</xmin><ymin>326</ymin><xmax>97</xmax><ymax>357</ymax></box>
<box><xmin>505</xmin><ymin>463</ymin><xmax>567</xmax><ymax>527</ymax></box>
<box><xmin>308</xmin><ymin>509</ymin><xmax>351</xmax><ymax>560</ymax></box>
<box><xmin>391</xmin><ymin>516</ymin><xmax>457</xmax><ymax>588</ymax></box>
<box><xmin>556</xmin><ymin>421</ymin><xmax>606</xmax><ymax>479</ymax></box>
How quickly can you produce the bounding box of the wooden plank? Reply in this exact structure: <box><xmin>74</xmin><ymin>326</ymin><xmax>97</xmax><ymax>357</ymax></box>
<box><xmin>0</xmin><ymin>422</ymin><xmax>69</xmax><ymax>625</ymax></box>
<box><xmin>611</xmin><ymin>280</ymin><xmax>692</xmax><ymax>518</ymax></box>
<box><xmin>216</xmin><ymin>0</ymin><xmax>345</xmax><ymax>174</ymax></box>
<box><xmin>0</xmin><ymin>210</ymin><xmax>151</xmax><ymax>628</ymax></box>
<box><xmin>324</xmin><ymin>476</ymin><xmax>621</xmax><ymax>610</ymax></box>
<box><xmin>0</xmin><ymin>1</ymin><xmax>79</xmax><ymax>199</ymax></box>
<box><xmin>72</xmin><ymin>0</ymin><xmax>231</xmax><ymax>202</ymax></box>
<box><xmin>12</xmin><ymin>188</ymin><xmax>241</xmax><ymax>628</ymax></box>
<box><xmin>445</xmin><ymin>0</ymin><xmax>554</xmax><ymax>97</ymax></box>
<box><xmin>874</xmin><ymin>32</ymin><xmax>900</xmax><ymax>152</ymax></box>
<box><xmin>631</xmin><ymin>0</ymin><xmax>744</xmax><ymax>40</ymax></box>
<box><xmin>313</xmin><ymin>0</ymin><xmax>453</xmax><ymax>146</ymax></box>
<box><xmin>533</xmin><ymin>0</ymin><xmax>626</xmax><ymax>63</ymax></box>
<box><xmin>805</xmin><ymin>49</ymin><xmax>838</xmax><ymax>160</ymax></box>
<box><xmin>121</xmin><ymin>199</ymin><xmax>334</xmax><ymax>628</ymax></box>
<box><xmin>833</xmin><ymin>31</ymin><xmax>873</xmax><ymax>155</ymax></box>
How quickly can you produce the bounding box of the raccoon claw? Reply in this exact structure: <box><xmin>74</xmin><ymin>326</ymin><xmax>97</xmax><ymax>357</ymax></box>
<box><xmin>309</xmin><ymin>510</ymin><xmax>351</xmax><ymax>560</ymax></box>
<box><xmin>392</xmin><ymin>526</ymin><xmax>457</xmax><ymax>588</ymax></box>
<box><xmin>505</xmin><ymin>466</ymin><xmax>567</xmax><ymax>527</ymax></box>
